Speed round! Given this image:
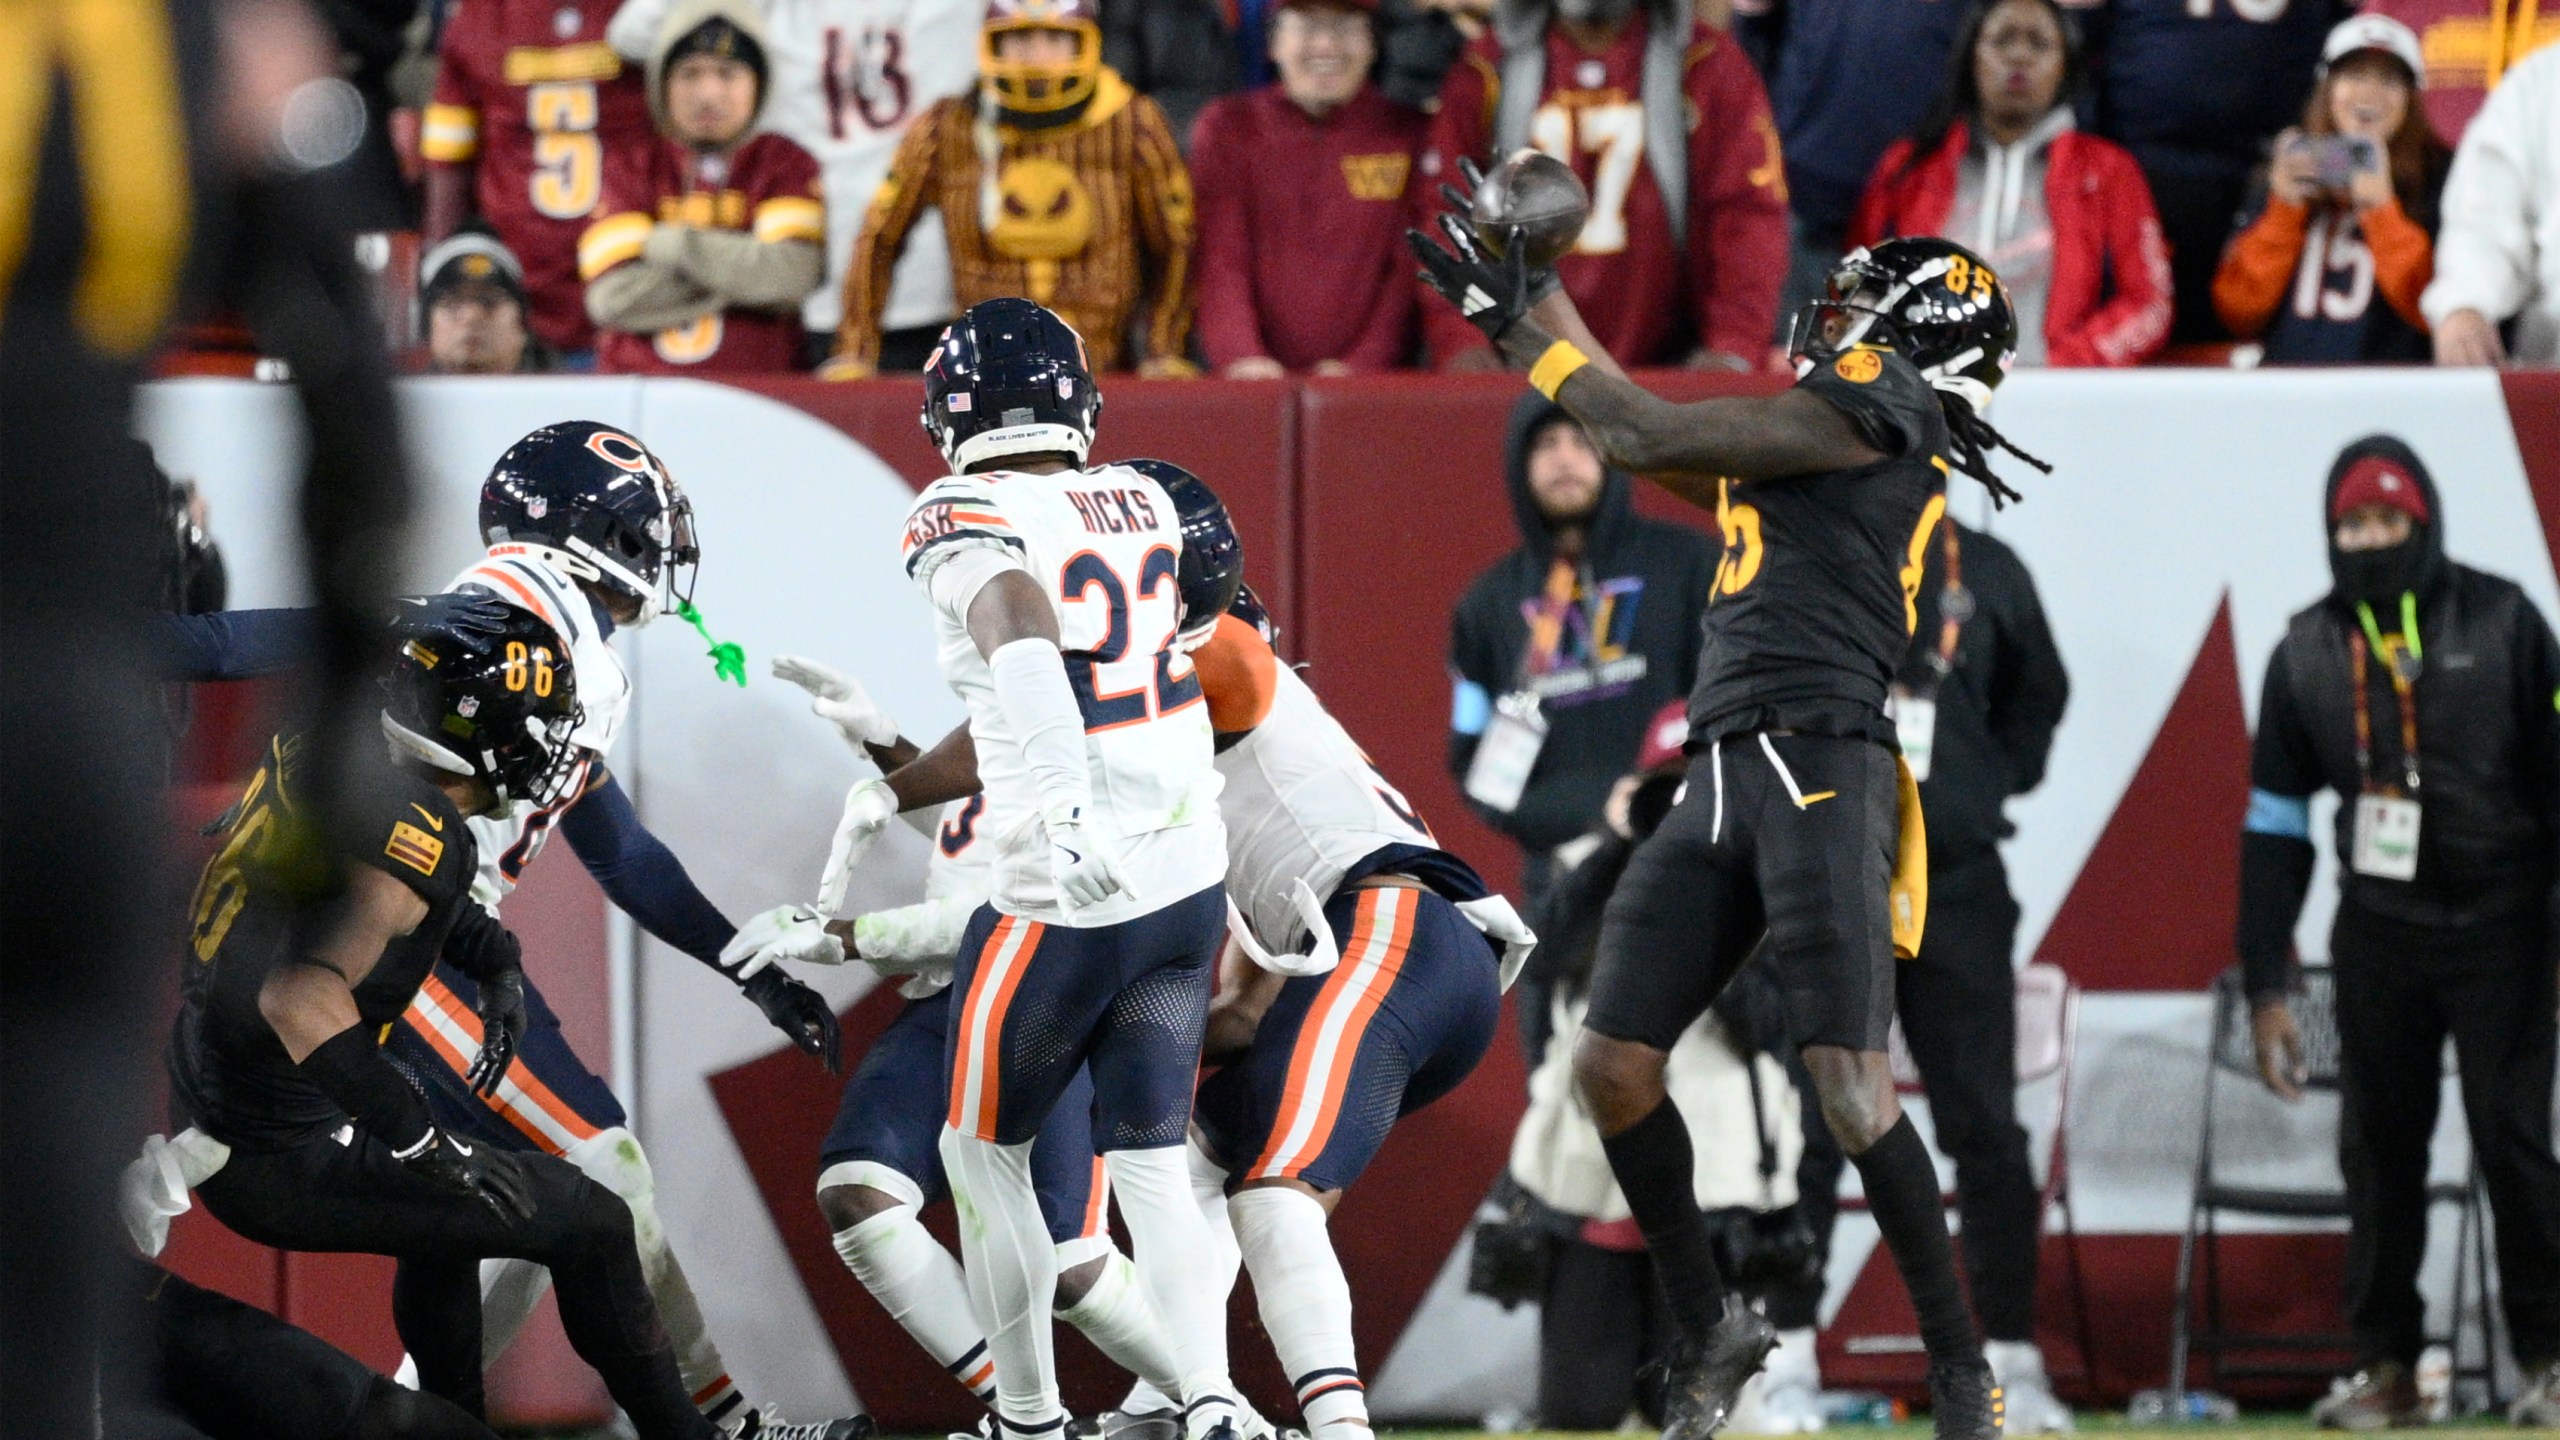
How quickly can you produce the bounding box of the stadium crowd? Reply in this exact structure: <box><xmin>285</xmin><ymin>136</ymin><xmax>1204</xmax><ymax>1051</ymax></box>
<box><xmin>238</xmin><ymin>0</ymin><xmax>2560</xmax><ymax>380</ymax></box>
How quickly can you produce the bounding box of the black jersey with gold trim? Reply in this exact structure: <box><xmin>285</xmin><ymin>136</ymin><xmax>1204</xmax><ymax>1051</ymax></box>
<box><xmin>169</xmin><ymin>738</ymin><xmax>477</xmax><ymax>1150</ymax></box>
<box><xmin>1686</xmin><ymin>346</ymin><xmax>1952</xmax><ymax>748</ymax></box>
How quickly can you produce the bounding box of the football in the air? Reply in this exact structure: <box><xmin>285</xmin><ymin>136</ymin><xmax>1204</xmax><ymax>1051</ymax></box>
<box><xmin>1470</xmin><ymin>148</ymin><xmax>1591</xmax><ymax>268</ymax></box>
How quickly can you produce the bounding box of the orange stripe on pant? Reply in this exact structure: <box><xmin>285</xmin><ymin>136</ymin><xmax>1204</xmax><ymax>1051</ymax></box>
<box><xmin>946</xmin><ymin>916</ymin><xmax>1045</xmax><ymax>1140</ymax></box>
<box><xmin>1249</xmin><ymin>888</ymin><xmax>1414</xmax><ymax>1180</ymax></box>
<box><xmin>409</xmin><ymin>975</ymin><xmax>603</xmax><ymax>1152</ymax></box>
<box><xmin>1081</xmin><ymin>1156</ymin><xmax>1109</xmax><ymax>1239</ymax></box>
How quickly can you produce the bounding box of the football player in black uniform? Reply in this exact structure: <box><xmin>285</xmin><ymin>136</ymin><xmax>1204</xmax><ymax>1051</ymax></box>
<box><xmin>166</xmin><ymin>605</ymin><xmax>730</xmax><ymax>1440</ymax></box>
<box><xmin>1415</xmin><ymin>210</ymin><xmax>2047</xmax><ymax>1440</ymax></box>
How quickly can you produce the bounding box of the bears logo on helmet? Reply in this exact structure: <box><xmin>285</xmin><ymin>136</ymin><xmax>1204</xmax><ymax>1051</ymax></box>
<box><xmin>479</xmin><ymin>421</ymin><xmax>699</xmax><ymax>627</ymax></box>
<box><xmin>923</xmin><ymin>299</ymin><xmax>1104</xmax><ymax>471</ymax></box>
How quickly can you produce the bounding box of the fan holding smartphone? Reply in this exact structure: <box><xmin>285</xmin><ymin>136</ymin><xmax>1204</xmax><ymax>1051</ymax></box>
<box><xmin>2212</xmin><ymin>14</ymin><xmax>2453</xmax><ymax>365</ymax></box>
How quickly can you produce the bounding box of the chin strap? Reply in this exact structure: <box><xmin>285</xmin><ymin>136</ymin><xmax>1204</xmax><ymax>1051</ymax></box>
<box><xmin>672</xmin><ymin>598</ymin><xmax>747</xmax><ymax>687</ymax></box>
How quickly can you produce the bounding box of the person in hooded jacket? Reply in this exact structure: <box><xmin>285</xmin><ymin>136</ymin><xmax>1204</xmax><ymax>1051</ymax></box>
<box><xmin>1449</xmin><ymin>395</ymin><xmax>1719</xmax><ymax>1049</ymax></box>
<box><xmin>2240</xmin><ymin>434</ymin><xmax>2560</xmax><ymax>1430</ymax></box>
<box><xmin>578</xmin><ymin>0</ymin><xmax>828</xmax><ymax>372</ymax></box>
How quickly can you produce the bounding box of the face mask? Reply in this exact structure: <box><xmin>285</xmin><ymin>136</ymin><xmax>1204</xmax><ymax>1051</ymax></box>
<box><xmin>2329</xmin><ymin>534</ymin><xmax>2431</xmax><ymax>608</ymax></box>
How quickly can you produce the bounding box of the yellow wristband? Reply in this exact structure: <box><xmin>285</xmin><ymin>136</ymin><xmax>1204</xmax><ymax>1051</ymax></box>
<box><xmin>1529</xmin><ymin>340</ymin><xmax>1589</xmax><ymax>401</ymax></box>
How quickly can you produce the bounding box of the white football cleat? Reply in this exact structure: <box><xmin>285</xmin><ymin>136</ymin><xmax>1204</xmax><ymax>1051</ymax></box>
<box><xmin>1985</xmin><ymin>1340</ymin><xmax>2074</xmax><ymax>1434</ymax></box>
<box><xmin>1723</xmin><ymin>1326</ymin><xmax>1825</xmax><ymax>1434</ymax></box>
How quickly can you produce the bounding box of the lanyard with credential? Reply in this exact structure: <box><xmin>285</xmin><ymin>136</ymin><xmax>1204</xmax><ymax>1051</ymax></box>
<box><xmin>2349</xmin><ymin>592</ymin><xmax>2423</xmax><ymax>796</ymax></box>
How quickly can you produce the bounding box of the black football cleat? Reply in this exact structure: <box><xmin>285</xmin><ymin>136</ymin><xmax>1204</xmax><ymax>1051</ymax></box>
<box><xmin>1928</xmin><ymin>1359</ymin><xmax>2006</xmax><ymax>1440</ymax></box>
<box><xmin>1657</xmin><ymin>1297</ymin><xmax>1779</xmax><ymax>1440</ymax></box>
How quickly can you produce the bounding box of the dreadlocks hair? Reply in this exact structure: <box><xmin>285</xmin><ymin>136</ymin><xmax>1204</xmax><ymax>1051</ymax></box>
<box><xmin>1941</xmin><ymin>399</ymin><xmax>2047</xmax><ymax>509</ymax></box>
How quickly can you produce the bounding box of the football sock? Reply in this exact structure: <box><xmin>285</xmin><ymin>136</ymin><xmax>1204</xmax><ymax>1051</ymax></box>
<box><xmin>1597</xmin><ymin>1097</ymin><xmax>1729</xmax><ymax>1341</ymax></box>
<box><xmin>1187</xmin><ymin>1135</ymin><xmax>1244</xmax><ymax>1301</ymax></box>
<box><xmin>1120</xmin><ymin>1379</ymin><xmax>1181</xmax><ymax>1417</ymax></box>
<box><xmin>476</xmin><ymin>1257</ymin><xmax>552</xmax><ymax>1365</ymax></box>
<box><xmin>1106</xmin><ymin>1145</ymin><xmax>1242</xmax><ymax>1440</ymax></box>
<box><xmin>1853</xmin><ymin>1114</ymin><xmax>1978</xmax><ymax>1364</ymax></box>
<box><xmin>1231</xmin><ymin>1187</ymin><xmax>1372</xmax><ymax>1440</ymax></box>
<box><xmin>941</xmin><ymin>1127</ymin><xmax>1064</xmax><ymax>1430</ymax></box>
<box><xmin>562</xmin><ymin>1128</ymin><xmax>739</xmax><ymax>1418</ymax></box>
<box><xmin>834</xmin><ymin>1205</ymin><xmax>998</xmax><ymax>1406</ymax></box>
<box><xmin>1056</xmin><ymin>1248</ymin><xmax>1185</xmax><ymax>1398</ymax></box>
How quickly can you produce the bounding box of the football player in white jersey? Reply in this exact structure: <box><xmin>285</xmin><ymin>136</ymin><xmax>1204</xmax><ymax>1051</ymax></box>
<box><xmin>1178</xmin><ymin>578</ymin><xmax>1537</xmax><ymax>1440</ymax></box>
<box><xmin>810</xmin><ymin>299</ymin><xmax>1243</xmax><ymax>1440</ymax></box>
<box><xmin>724</xmin><ymin>653</ymin><xmax>1191</xmax><ymax>1436</ymax></box>
<box><xmin>382</xmin><ymin>422</ymin><xmax>856</xmax><ymax>1440</ymax></box>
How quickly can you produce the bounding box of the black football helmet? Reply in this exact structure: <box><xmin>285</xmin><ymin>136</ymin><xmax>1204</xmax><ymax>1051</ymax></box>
<box><xmin>479</xmin><ymin>421</ymin><xmax>699</xmax><ymax>627</ymax></box>
<box><xmin>1787</xmin><ymin>237</ymin><xmax>2018</xmax><ymax>417</ymax></box>
<box><xmin>1229</xmin><ymin>582</ymin><xmax>1277</xmax><ymax>646</ymax></box>
<box><xmin>381</xmin><ymin>602</ymin><xmax>584</xmax><ymax>809</ymax></box>
<box><xmin>922</xmin><ymin>299</ymin><xmax>1103</xmax><ymax>472</ymax></box>
<box><xmin>1123</xmin><ymin>458</ymin><xmax>1244</xmax><ymax>644</ymax></box>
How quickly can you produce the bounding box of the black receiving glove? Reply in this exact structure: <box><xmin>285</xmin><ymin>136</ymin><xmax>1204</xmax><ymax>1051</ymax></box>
<box><xmin>396</xmin><ymin>1128</ymin><xmax>538</xmax><ymax>1225</ymax></box>
<box><xmin>1409</xmin><ymin>210</ymin><xmax>1538</xmax><ymax>344</ymax></box>
<box><xmin>466</xmin><ymin>968</ymin><xmax>530</xmax><ymax>1097</ymax></box>
<box><xmin>384</xmin><ymin>593</ymin><xmax>515</xmax><ymax>654</ymax></box>
<box><xmin>742</xmin><ymin>965</ymin><xmax>843</xmax><ymax>1073</ymax></box>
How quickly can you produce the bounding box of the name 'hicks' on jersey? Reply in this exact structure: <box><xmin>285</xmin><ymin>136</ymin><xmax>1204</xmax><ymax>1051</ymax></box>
<box><xmin>902</xmin><ymin>460</ymin><xmax>1226</xmax><ymax>926</ymax></box>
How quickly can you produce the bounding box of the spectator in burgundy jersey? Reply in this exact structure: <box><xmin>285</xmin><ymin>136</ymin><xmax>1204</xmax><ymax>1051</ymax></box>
<box><xmin>416</xmin><ymin>228</ymin><xmax>555</xmax><ymax>374</ymax></box>
<box><xmin>580</xmin><ymin>0</ymin><xmax>826</xmax><ymax>373</ymax></box>
<box><xmin>1193</xmin><ymin>0</ymin><xmax>1429</xmax><ymax>375</ymax></box>
<box><xmin>1852</xmin><ymin>0</ymin><xmax>2172</xmax><ymax>366</ymax></box>
<box><xmin>1417</xmin><ymin>0</ymin><xmax>1791</xmax><ymax>371</ymax></box>
<box><xmin>2214</xmin><ymin>15</ymin><xmax>2450</xmax><ymax>365</ymax></box>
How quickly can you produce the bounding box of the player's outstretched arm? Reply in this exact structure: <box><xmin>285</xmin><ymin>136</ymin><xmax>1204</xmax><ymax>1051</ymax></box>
<box><xmin>960</xmin><ymin>567</ymin><xmax>1132</xmax><ymax>909</ymax></box>
<box><xmin>1410</xmin><ymin>216</ymin><xmax>1880</xmax><ymax>497</ymax></box>
<box><xmin>561</xmin><ymin>769</ymin><xmax>843</xmax><ymax>1069</ymax></box>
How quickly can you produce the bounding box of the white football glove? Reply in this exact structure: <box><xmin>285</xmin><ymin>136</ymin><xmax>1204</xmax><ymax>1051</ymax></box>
<box><xmin>1048</xmin><ymin>818</ymin><xmax>1135</xmax><ymax>910</ymax></box>
<box><xmin>816</xmin><ymin>778</ymin><xmax>900</xmax><ymax>915</ymax></box>
<box><xmin>772</xmin><ymin>654</ymin><xmax>900</xmax><ymax>750</ymax></box>
<box><xmin>1456</xmin><ymin>894</ymin><xmax>1539</xmax><ymax>992</ymax></box>
<box><xmin>1225</xmin><ymin>880</ymin><xmax>1341</xmax><ymax>978</ymax></box>
<box><xmin>719</xmin><ymin>903</ymin><xmax>846</xmax><ymax>979</ymax></box>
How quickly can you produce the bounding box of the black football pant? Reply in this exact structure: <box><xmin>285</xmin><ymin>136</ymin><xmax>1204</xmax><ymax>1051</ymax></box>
<box><xmin>197</xmin><ymin>1133</ymin><xmax>716</xmax><ymax>1440</ymax></box>
<box><xmin>2332</xmin><ymin>900</ymin><xmax>2560</xmax><ymax>1368</ymax></box>
<box><xmin>104</xmin><ymin>1256</ymin><xmax>495</xmax><ymax>1440</ymax></box>
<box><xmin>1780</xmin><ymin>863</ymin><xmax>2041</xmax><ymax>1342</ymax></box>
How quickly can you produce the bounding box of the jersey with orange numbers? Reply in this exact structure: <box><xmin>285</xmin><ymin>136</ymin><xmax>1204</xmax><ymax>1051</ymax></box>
<box><xmin>579</xmin><ymin>133</ymin><xmax>827</xmax><ymax>373</ymax></box>
<box><xmin>1197</xmin><ymin>617</ymin><xmax>1454</xmax><ymax>955</ymax></box>
<box><xmin>902</xmin><ymin>463</ymin><xmax>1225</xmax><ymax>927</ymax></box>
<box><xmin>443</xmin><ymin>547</ymin><xmax>632</xmax><ymax>906</ymax></box>
<box><xmin>421</xmin><ymin>0</ymin><xmax>652</xmax><ymax>352</ymax></box>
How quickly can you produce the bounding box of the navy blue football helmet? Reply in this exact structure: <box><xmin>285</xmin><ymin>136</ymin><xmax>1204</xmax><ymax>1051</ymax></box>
<box><xmin>479</xmin><ymin>421</ymin><xmax>698</xmax><ymax>627</ymax></box>
<box><xmin>922</xmin><ymin>299</ymin><xmax>1103</xmax><ymax>471</ymax></box>
<box><xmin>381</xmin><ymin>602</ymin><xmax>583</xmax><ymax>809</ymax></box>
<box><xmin>1229</xmin><ymin>582</ymin><xmax>1277</xmax><ymax>646</ymax></box>
<box><xmin>1123</xmin><ymin>458</ymin><xmax>1243</xmax><ymax>644</ymax></box>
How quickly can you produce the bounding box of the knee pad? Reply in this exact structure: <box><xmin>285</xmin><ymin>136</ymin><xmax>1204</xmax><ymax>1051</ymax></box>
<box><xmin>563</xmin><ymin>1127</ymin><xmax>660</xmax><ymax>1251</ymax></box>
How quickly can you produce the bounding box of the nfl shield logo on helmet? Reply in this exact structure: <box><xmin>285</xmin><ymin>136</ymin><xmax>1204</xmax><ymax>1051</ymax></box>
<box><xmin>458</xmin><ymin>695</ymin><xmax>481</xmax><ymax>717</ymax></box>
<box><xmin>526</xmin><ymin>497</ymin><xmax>548</xmax><ymax>518</ymax></box>
<box><xmin>1058</xmin><ymin>378</ymin><xmax>1076</xmax><ymax>399</ymax></box>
